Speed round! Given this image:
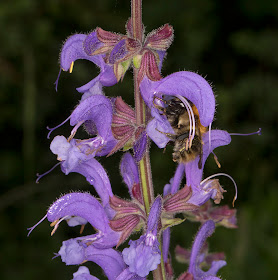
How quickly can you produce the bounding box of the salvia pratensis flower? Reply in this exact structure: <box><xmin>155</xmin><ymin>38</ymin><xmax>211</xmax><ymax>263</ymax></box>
<box><xmin>187</xmin><ymin>220</ymin><xmax>226</xmax><ymax>280</ymax></box>
<box><xmin>140</xmin><ymin>71</ymin><xmax>215</xmax><ymax>149</ymax></box>
<box><xmin>56</xmin><ymin>34</ymin><xmax>117</xmax><ymax>95</ymax></box>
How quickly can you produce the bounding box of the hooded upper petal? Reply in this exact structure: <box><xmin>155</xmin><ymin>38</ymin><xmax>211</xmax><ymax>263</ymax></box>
<box><xmin>70</xmin><ymin>94</ymin><xmax>113</xmax><ymax>140</ymax></box>
<box><xmin>59</xmin><ymin>34</ymin><xmax>117</xmax><ymax>93</ymax></box>
<box><xmin>140</xmin><ymin>71</ymin><xmax>215</xmax><ymax>127</ymax></box>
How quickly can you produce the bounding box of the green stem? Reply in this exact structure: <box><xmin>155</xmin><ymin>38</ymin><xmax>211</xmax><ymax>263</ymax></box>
<box><xmin>131</xmin><ymin>1</ymin><xmax>167</xmax><ymax>279</ymax></box>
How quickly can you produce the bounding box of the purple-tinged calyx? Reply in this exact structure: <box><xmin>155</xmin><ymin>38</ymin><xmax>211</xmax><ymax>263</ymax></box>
<box><xmin>188</xmin><ymin>221</ymin><xmax>226</xmax><ymax>280</ymax></box>
<box><xmin>185</xmin><ymin>200</ymin><xmax>237</xmax><ymax>228</ymax></box>
<box><xmin>57</xmin><ymin>33</ymin><xmax>117</xmax><ymax>94</ymax></box>
<box><xmin>83</xmin><ymin>22</ymin><xmax>173</xmax><ymax>83</ymax></box>
<box><xmin>109</xmin><ymin>195</ymin><xmax>145</xmax><ymax>247</ymax></box>
<box><xmin>109</xmin><ymin>97</ymin><xmax>147</xmax><ymax>161</ymax></box>
<box><xmin>122</xmin><ymin>196</ymin><xmax>162</xmax><ymax>277</ymax></box>
<box><xmin>163</xmin><ymin>185</ymin><xmax>199</xmax><ymax>214</ymax></box>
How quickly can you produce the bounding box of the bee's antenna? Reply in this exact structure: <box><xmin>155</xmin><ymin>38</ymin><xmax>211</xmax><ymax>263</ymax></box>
<box><xmin>200</xmin><ymin>173</ymin><xmax>237</xmax><ymax>207</ymax></box>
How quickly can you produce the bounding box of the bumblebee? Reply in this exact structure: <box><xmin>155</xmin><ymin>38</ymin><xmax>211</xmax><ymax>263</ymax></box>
<box><xmin>153</xmin><ymin>95</ymin><xmax>207</xmax><ymax>169</ymax></box>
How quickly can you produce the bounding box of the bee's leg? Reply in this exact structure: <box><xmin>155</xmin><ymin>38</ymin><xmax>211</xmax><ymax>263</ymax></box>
<box><xmin>152</xmin><ymin>96</ymin><xmax>168</xmax><ymax>112</ymax></box>
<box><xmin>155</xmin><ymin>128</ymin><xmax>176</xmax><ymax>140</ymax></box>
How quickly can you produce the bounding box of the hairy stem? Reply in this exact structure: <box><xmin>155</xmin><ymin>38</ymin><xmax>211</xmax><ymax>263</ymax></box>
<box><xmin>131</xmin><ymin>0</ymin><xmax>166</xmax><ymax>279</ymax></box>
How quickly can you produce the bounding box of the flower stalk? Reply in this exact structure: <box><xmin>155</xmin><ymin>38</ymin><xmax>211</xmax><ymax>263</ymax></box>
<box><xmin>132</xmin><ymin>0</ymin><xmax>166</xmax><ymax>279</ymax></box>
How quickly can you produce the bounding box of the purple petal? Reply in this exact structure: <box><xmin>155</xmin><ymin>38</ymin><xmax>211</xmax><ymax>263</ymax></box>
<box><xmin>147</xmin><ymin>196</ymin><xmax>162</xmax><ymax>232</ymax></box>
<box><xmin>116</xmin><ymin>268</ymin><xmax>146</xmax><ymax>280</ymax></box>
<box><xmin>70</xmin><ymin>95</ymin><xmax>113</xmax><ymax>140</ymax></box>
<box><xmin>162</xmin><ymin>228</ymin><xmax>170</xmax><ymax>262</ymax></box>
<box><xmin>60</xmin><ymin>34</ymin><xmax>103</xmax><ymax>71</ymax></box>
<box><xmin>47</xmin><ymin>193</ymin><xmax>112</xmax><ymax>234</ymax></box>
<box><xmin>140</xmin><ymin>71</ymin><xmax>215</xmax><ymax>127</ymax></box>
<box><xmin>188</xmin><ymin>221</ymin><xmax>226</xmax><ymax>279</ymax></box>
<box><xmin>146</xmin><ymin>108</ymin><xmax>174</xmax><ymax>148</ymax></box>
<box><xmin>86</xmin><ymin>247</ymin><xmax>126</xmax><ymax>280</ymax></box>
<box><xmin>120</xmin><ymin>153</ymin><xmax>139</xmax><ymax>196</ymax></box>
<box><xmin>72</xmin><ymin>266</ymin><xmax>99</xmax><ymax>280</ymax></box>
<box><xmin>122</xmin><ymin>235</ymin><xmax>161</xmax><ymax>277</ymax></box>
<box><xmin>109</xmin><ymin>39</ymin><xmax>128</xmax><ymax>64</ymax></box>
<box><xmin>50</xmin><ymin>136</ymin><xmax>113</xmax><ymax>207</ymax></box>
<box><xmin>185</xmin><ymin>130</ymin><xmax>231</xmax><ymax>188</ymax></box>
<box><xmin>60</xmin><ymin>34</ymin><xmax>117</xmax><ymax>93</ymax></box>
<box><xmin>170</xmin><ymin>164</ymin><xmax>185</xmax><ymax>194</ymax></box>
<box><xmin>59</xmin><ymin>239</ymin><xmax>86</xmax><ymax>265</ymax></box>
<box><xmin>133</xmin><ymin>130</ymin><xmax>148</xmax><ymax>162</ymax></box>
<box><xmin>83</xmin><ymin>31</ymin><xmax>103</xmax><ymax>55</ymax></box>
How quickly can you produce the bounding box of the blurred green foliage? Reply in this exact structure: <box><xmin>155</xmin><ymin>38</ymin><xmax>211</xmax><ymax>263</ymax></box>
<box><xmin>1</xmin><ymin>0</ymin><xmax>278</xmax><ymax>279</ymax></box>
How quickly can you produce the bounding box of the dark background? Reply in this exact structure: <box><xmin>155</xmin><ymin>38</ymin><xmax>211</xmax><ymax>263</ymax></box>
<box><xmin>1</xmin><ymin>0</ymin><xmax>278</xmax><ymax>279</ymax></box>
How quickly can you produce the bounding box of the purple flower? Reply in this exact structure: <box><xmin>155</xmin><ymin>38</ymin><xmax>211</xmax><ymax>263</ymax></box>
<box><xmin>50</xmin><ymin>95</ymin><xmax>117</xmax><ymax>208</ymax></box>
<box><xmin>188</xmin><ymin>220</ymin><xmax>226</xmax><ymax>280</ymax></box>
<box><xmin>57</xmin><ymin>33</ymin><xmax>117</xmax><ymax>94</ymax></box>
<box><xmin>47</xmin><ymin>192</ymin><xmax>120</xmax><ymax>249</ymax></box>
<box><xmin>140</xmin><ymin>71</ymin><xmax>215</xmax><ymax>148</ymax></box>
<box><xmin>122</xmin><ymin>196</ymin><xmax>162</xmax><ymax>277</ymax></box>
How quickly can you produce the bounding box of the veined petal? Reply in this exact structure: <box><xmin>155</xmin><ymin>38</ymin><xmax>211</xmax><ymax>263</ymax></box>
<box><xmin>140</xmin><ymin>71</ymin><xmax>215</xmax><ymax>127</ymax></box>
<box><xmin>185</xmin><ymin>130</ymin><xmax>231</xmax><ymax>188</ymax></box>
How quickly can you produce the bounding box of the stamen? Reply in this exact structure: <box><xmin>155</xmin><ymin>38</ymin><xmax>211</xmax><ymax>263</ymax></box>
<box><xmin>36</xmin><ymin>162</ymin><xmax>62</xmax><ymax>183</ymax></box>
<box><xmin>200</xmin><ymin>173</ymin><xmax>238</xmax><ymax>207</ymax></box>
<box><xmin>80</xmin><ymin>224</ymin><xmax>85</xmax><ymax>234</ymax></box>
<box><xmin>176</xmin><ymin>95</ymin><xmax>196</xmax><ymax>148</ymax></box>
<box><xmin>69</xmin><ymin>61</ymin><xmax>74</xmax><ymax>73</ymax></box>
<box><xmin>47</xmin><ymin>115</ymin><xmax>71</xmax><ymax>139</ymax></box>
<box><xmin>212</xmin><ymin>151</ymin><xmax>221</xmax><ymax>168</ymax></box>
<box><xmin>230</xmin><ymin>128</ymin><xmax>261</xmax><ymax>137</ymax></box>
<box><xmin>50</xmin><ymin>216</ymin><xmax>70</xmax><ymax>236</ymax></box>
<box><xmin>54</xmin><ymin>68</ymin><xmax>62</xmax><ymax>92</ymax></box>
<box><xmin>68</xmin><ymin>121</ymin><xmax>84</xmax><ymax>141</ymax></box>
<box><xmin>27</xmin><ymin>214</ymin><xmax>48</xmax><ymax>237</ymax></box>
